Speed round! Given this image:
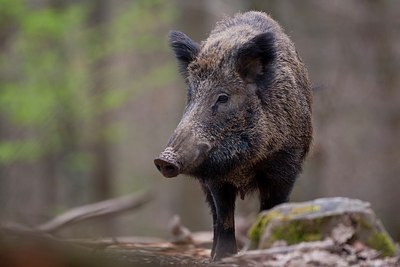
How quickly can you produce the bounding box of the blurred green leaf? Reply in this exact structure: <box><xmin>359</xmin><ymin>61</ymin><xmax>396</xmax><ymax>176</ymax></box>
<box><xmin>0</xmin><ymin>0</ymin><xmax>175</xmax><ymax>167</ymax></box>
<box><xmin>0</xmin><ymin>140</ymin><xmax>42</xmax><ymax>164</ymax></box>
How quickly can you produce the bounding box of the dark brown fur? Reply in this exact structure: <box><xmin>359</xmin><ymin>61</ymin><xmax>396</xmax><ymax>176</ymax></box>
<box><xmin>155</xmin><ymin>11</ymin><xmax>312</xmax><ymax>261</ymax></box>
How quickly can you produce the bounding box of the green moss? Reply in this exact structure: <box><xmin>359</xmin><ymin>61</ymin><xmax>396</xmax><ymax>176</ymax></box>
<box><xmin>248</xmin><ymin>211</ymin><xmax>284</xmax><ymax>247</ymax></box>
<box><xmin>271</xmin><ymin>220</ymin><xmax>323</xmax><ymax>245</ymax></box>
<box><xmin>248</xmin><ymin>205</ymin><xmax>323</xmax><ymax>248</ymax></box>
<box><xmin>367</xmin><ymin>232</ymin><xmax>396</xmax><ymax>257</ymax></box>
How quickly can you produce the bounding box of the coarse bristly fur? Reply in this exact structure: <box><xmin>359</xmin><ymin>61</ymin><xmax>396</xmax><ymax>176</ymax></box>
<box><xmin>155</xmin><ymin>11</ymin><xmax>312</xmax><ymax>261</ymax></box>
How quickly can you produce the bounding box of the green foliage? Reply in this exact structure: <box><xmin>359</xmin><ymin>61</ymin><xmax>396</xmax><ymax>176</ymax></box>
<box><xmin>0</xmin><ymin>0</ymin><xmax>175</xmax><ymax>166</ymax></box>
<box><xmin>0</xmin><ymin>140</ymin><xmax>42</xmax><ymax>163</ymax></box>
<box><xmin>0</xmin><ymin>0</ymin><xmax>24</xmax><ymax>25</ymax></box>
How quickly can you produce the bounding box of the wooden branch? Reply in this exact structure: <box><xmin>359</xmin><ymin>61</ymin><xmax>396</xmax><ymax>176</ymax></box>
<box><xmin>36</xmin><ymin>190</ymin><xmax>153</xmax><ymax>233</ymax></box>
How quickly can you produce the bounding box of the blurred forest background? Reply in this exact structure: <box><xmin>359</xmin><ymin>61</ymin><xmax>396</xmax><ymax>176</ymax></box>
<box><xmin>0</xmin><ymin>0</ymin><xmax>399</xmax><ymax>242</ymax></box>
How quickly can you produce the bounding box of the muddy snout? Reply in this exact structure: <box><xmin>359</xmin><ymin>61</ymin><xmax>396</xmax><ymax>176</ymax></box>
<box><xmin>154</xmin><ymin>147</ymin><xmax>180</xmax><ymax>178</ymax></box>
<box><xmin>154</xmin><ymin>142</ymin><xmax>211</xmax><ymax>178</ymax></box>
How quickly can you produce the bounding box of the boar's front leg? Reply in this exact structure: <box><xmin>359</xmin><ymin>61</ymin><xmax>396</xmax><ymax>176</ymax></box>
<box><xmin>206</xmin><ymin>183</ymin><xmax>237</xmax><ymax>261</ymax></box>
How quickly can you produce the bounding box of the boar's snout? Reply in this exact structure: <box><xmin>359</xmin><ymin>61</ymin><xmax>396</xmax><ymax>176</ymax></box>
<box><xmin>154</xmin><ymin>158</ymin><xmax>180</xmax><ymax>178</ymax></box>
<box><xmin>154</xmin><ymin>159</ymin><xmax>180</xmax><ymax>178</ymax></box>
<box><xmin>155</xmin><ymin>139</ymin><xmax>211</xmax><ymax>178</ymax></box>
<box><xmin>154</xmin><ymin>147</ymin><xmax>180</xmax><ymax>178</ymax></box>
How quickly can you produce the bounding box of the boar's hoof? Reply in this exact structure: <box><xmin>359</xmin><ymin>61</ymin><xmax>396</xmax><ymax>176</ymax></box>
<box><xmin>154</xmin><ymin>158</ymin><xmax>180</xmax><ymax>178</ymax></box>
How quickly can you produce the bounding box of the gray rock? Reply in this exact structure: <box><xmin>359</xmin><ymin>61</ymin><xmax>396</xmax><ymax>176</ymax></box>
<box><xmin>248</xmin><ymin>197</ymin><xmax>397</xmax><ymax>257</ymax></box>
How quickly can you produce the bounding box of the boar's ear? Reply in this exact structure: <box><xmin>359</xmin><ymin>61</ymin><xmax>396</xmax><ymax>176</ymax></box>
<box><xmin>169</xmin><ymin>31</ymin><xmax>199</xmax><ymax>77</ymax></box>
<box><xmin>236</xmin><ymin>32</ymin><xmax>276</xmax><ymax>84</ymax></box>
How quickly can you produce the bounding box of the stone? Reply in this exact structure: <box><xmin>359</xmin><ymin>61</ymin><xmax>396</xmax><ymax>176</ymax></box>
<box><xmin>248</xmin><ymin>197</ymin><xmax>397</xmax><ymax>257</ymax></box>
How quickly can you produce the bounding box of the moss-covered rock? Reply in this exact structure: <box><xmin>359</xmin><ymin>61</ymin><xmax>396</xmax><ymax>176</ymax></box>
<box><xmin>367</xmin><ymin>232</ymin><xmax>397</xmax><ymax>257</ymax></box>
<box><xmin>248</xmin><ymin>197</ymin><xmax>398</xmax><ymax>257</ymax></box>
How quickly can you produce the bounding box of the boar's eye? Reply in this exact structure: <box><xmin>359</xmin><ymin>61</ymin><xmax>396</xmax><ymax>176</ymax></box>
<box><xmin>217</xmin><ymin>93</ymin><xmax>229</xmax><ymax>104</ymax></box>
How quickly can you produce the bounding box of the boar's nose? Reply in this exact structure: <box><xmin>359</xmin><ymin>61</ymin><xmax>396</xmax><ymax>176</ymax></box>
<box><xmin>154</xmin><ymin>158</ymin><xmax>180</xmax><ymax>178</ymax></box>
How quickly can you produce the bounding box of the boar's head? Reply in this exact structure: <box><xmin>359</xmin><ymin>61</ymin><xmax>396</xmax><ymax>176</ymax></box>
<box><xmin>155</xmin><ymin>30</ymin><xmax>276</xmax><ymax>179</ymax></box>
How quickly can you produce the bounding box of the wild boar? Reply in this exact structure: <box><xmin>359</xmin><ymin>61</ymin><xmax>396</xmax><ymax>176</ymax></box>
<box><xmin>154</xmin><ymin>11</ymin><xmax>312</xmax><ymax>261</ymax></box>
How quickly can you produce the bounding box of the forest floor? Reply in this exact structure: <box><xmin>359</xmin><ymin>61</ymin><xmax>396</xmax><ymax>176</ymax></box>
<box><xmin>83</xmin><ymin>233</ymin><xmax>400</xmax><ymax>266</ymax></box>
<box><xmin>1</xmin><ymin>195</ymin><xmax>399</xmax><ymax>266</ymax></box>
<box><xmin>1</xmin><ymin>229</ymin><xmax>399</xmax><ymax>267</ymax></box>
